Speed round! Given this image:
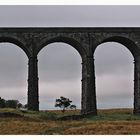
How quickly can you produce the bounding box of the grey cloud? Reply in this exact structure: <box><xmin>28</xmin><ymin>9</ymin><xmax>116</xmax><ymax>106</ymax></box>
<box><xmin>0</xmin><ymin>44</ymin><xmax>27</xmax><ymax>104</ymax></box>
<box><xmin>96</xmin><ymin>72</ymin><xmax>133</xmax><ymax>95</ymax></box>
<box><xmin>95</xmin><ymin>42</ymin><xmax>134</xmax><ymax>76</ymax></box>
<box><xmin>40</xmin><ymin>98</ymin><xmax>81</xmax><ymax>110</ymax></box>
<box><xmin>38</xmin><ymin>43</ymin><xmax>82</xmax><ymax>82</ymax></box>
<box><xmin>40</xmin><ymin>93</ymin><xmax>81</xmax><ymax>110</ymax></box>
<box><xmin>0</xmin><ymin>6</ymin><xmax>139</xmax><ymax>27</ymax></box>
<box><xmin>39</xmin><ymin>80</ymin><xmax>81</xmax><ymax>110</ymax></box>
<box><xmin>0</xmin><ymin>87</ymin><xmax>27</xmax><ymax>104</ymax></box>
<box><xmin>97</xmin><ymin>94</ymin><xmax>133</xmax><ymax>109</ymax></box>
<box><xmin>0</xmin><ymin>43</ymin><xmax>28</xmax><ymax>88</ymax></box>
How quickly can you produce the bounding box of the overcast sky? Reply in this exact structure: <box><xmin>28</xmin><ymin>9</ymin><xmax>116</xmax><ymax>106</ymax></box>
<box><xmin>0</xmin><ymin>5</ymin><xmax>139</xmax><ymax>110</ymax></box>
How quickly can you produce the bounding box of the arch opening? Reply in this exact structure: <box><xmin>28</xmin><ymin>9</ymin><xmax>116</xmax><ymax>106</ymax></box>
<box><xmin>94</xmin><ymin>42</ymin><xmax>134</xmax><ymax>110</ymax></box>
<box><xmin>101</xmin><ymin>36</ymin><xmax>140</xmax><ymax>58</ymax></box>
<box><xmin>37</xmin><ymin>36</ymin><xmax>87</xmax><ymax>59</ymax></box>
<box><xmin>0</xmin><ymin>37</ymin><xmax>29</xmax><ymax>57</ymax></box>
<box><xmin>38</xmin><ymin>42</ymin><xmax>82</xmax><ymax>111</ymax></box>
<box><xmin>0</xmin><ymin>43</ymin><xmax>28</xmax><ymax>106</ymax></box>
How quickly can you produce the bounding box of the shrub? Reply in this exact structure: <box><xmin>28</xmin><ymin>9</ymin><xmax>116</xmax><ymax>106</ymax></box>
<box><xmin>55</xmin><ymin>96</ymin><xmax>76</xmax><ymax>113</ymax></box>
<box><xmin>5</xmin><ymin>100</ymin><xmax>19</xmax><ymax>108</ymax></box>
<box><xmin>0</xmin><ymin>97</ymin><xmax>6</xmax><ymax>108</ymax></box>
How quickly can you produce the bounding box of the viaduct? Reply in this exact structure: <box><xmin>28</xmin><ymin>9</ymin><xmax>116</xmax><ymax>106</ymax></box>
<box><xmin>0</xmin><ymin>27</ymin><xmax>140</xmax><ymax>115</ymax></box>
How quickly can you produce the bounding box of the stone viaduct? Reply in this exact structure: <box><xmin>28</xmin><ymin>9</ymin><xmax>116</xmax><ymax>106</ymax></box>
<box><xmin>0</xmin><ymin>27</ymin><xmax>140</xmax><ymax>115</ymax></box>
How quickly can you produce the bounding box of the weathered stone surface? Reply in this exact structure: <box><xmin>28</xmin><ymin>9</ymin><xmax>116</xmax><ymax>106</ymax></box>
<box><xmin>28</xmin><ymin>57</ymin><xmax>39</xmax><ymax>111</ymax></box>
<box><xmin>0</xmin><ymin>27</ymin><xmax>140</xmax><ymax>115</ymax></box>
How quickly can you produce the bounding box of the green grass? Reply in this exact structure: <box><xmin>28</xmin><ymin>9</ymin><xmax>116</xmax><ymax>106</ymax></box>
<box><xmin>0</xmin><ymin>108</ymin><xmax>23</xmax><ymax>114</ymax></box>
<box><xmin>84</xmin><ymin>108</ymin><xmax>140</xmax><ymax>121</ymax></box>
<box><xmin>0</xmin><ymin>108</ymin><xmax>80</xmax><ymax>120</ymax></box>
<box><xmin>1</xmin><ymin>108</ymin><xmax>140</xmax><ymax>121</ymax></box>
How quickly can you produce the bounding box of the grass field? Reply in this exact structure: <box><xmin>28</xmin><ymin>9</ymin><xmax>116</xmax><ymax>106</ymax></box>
<box><xmin>1</xmin><ymin>108</ymin><xmax>140</xmax><ymax>134</ymax></box>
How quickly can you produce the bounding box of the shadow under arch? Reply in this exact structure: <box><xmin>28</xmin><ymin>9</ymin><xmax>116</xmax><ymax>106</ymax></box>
<box><xmin>36</xmin><ymin>36</ymin><xmax>87</xmax><ymax>59</ymax></box>
<box><xmin>0</xmin><ymin>37</ymin><xmax>29</xmax><ymax>57</ymax></box>
<box><xmin>98</xmin><ymin>36</ymin><xmax>140</xmax><ymax>58</ymax></box>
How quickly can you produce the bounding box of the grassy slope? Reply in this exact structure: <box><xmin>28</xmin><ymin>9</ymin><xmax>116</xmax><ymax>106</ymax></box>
<box><xmin>1</xmin><ymin>108</ymin><xmax>140</xmax><ymax>134</ymax></box>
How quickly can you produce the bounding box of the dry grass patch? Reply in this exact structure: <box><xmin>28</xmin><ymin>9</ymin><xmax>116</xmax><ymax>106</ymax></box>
<box><xmin>0</xmin><ymin>118</ymin><xmax>58</xmax><ymax>134</ymax></box>
<box><xmin>63</xmin><ymin>120</ymin><xmax>140</xmax><ymax>135</ymax></box>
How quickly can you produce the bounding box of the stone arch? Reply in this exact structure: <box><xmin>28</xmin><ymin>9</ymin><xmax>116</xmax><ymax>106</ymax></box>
<box><xmin>93</xmin><ymin>35</ymin><xmax>140</xmax><ymax>114</ymax></box>
<box><xmin>95</xmin><ymin>36</ymin><xmax>140</xmax><ymax>58</ymax></box>
<box><xmin>36</xmin><ymin>36</ymin><xmax>87</xmax><ymax>59</ymax></box>
<box><xmin>0</xmin><ymin>36</ymin><xmax>29</xmax><ymax>57</ymax></box>
<box><xmin>34</xmin><ymin>36</ymin><xmax>90</xmax><ymax>113</ymax></box>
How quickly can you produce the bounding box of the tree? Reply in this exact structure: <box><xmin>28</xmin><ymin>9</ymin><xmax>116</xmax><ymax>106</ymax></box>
<box><xmin>55</xmin><ymin>96</ymin><xmax>72</xmax><ymax>113</ymax></box>
<box><xmin>0</xmin><ymin>98</ymin><xmax>23</xmax><ymax>109</ymax></box>
<box><xmin>70</xmin><ymin>104</ymin><xmax>76</xmax><ymax>110</ymax></box>
<box><xmin>5</xmin><ymin>100</ymin><xmax>19</xmax><ymax>108</ymax></box>
<box><xmin>0</xmin><ymin>97</ymin><xmax>5</xmax><ymax>108</ymax></box>
<box><xmin>24</xmin><ymin>104</ymin><xmax>28</xmax><ymax>109</ymax></box>
<box><xmin>17</xmin><ymin>103</ymin><xmax>23</xmax><ymax>108</ymax></box>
